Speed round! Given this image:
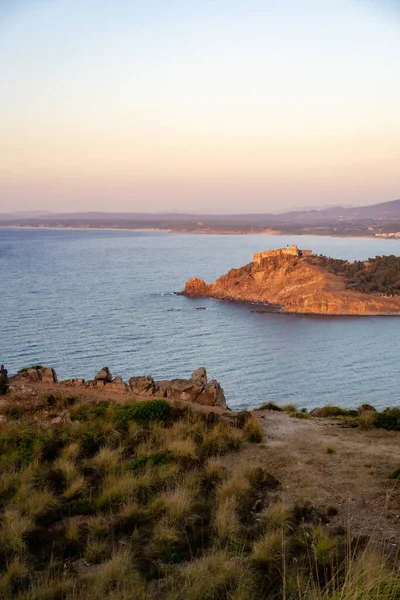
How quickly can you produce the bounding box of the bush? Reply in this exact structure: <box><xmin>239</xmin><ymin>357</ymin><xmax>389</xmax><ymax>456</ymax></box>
<box><xmin>129</xmin><ymin>453</ymin><xmax>175</xmax><ymax>471</ymax></box>
<box><xmin>243</xmin><ymin>417</ymin><xmax>263</xmax><ymax>442</ymax></box>
<box><xmin>374</xmin><ymin>408</ymin><xmax>400</xmax><ymax>431</ymax></box>
<box><xmin>72</xmin><ymin>401</ymin><xmax>110</xmax><ymax>422</ymax></box>
<box><xmin>308</xmin><ymin>254</ymin><xmax>400</xmax><ymax>296</ymax></box>
<box><xmin>325</xmin><ymin>446</ymin><xmax>336</xmax><ymax>455</ymax></box>
<box><xmin>257</xmin><ymin>402</ymin><xmax>282</xmax><ymax>411</ymax></box>
<box><xmin>390</xmin><ymin>467</ymin><xmax>400</xmax><ymax>480</ymax></box>
<box><xmin>0</xmin><ymin>428</ymin><xmax>43</xmax><ymax>468</ymax></box>
<box><xmin>114</xmin><ymin>399</ymin><xmax>171</xmax><ymax>429</ymax></box>
<box><xmin>290</xmin><ymin>412</ymin><xmax>311</xmax><ymax>419</ymax></box>
<box><xmin>0</xmin><ymin>376</ymin><xmax>7</xmax><ymax>396</ymax></box>
<box><xmin>18</xmin><ymin>365</ymin><xmax>43</xmax><ymax>374</ymax></box>
<box><xmin>322</xmin><ymin>406</ymin><xmax>358</xmax><ymax>418</ymax></box>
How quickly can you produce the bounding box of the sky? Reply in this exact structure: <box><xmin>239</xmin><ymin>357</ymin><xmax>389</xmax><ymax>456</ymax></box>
<box><xmin>0</xmin><ymin>0</ymin><xmax>399</xmax><ymax>214</ymax></box>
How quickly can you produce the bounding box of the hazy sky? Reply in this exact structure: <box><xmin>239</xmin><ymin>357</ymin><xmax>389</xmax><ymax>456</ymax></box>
<box><xmin>0</xmin><ymin>0</ymin><xmax>399</xmax><ymax>213</ymax></box>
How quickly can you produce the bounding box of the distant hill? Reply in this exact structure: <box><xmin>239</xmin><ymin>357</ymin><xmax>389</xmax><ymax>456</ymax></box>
<box><xmin>1</xmin><ymin>198</ymin><xmax>400</xmax><ymax>236</ymax></box>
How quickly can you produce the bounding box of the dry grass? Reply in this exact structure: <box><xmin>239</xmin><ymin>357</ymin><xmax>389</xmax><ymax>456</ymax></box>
<box><xmin>13</xmin><ymin>482</ymin><xmax>58</xmax><ymax>519</ymax></box>
<box><xmin>261</xmin><ymin>501</ymin><xmax>290</xmax><ymax>531</ymax></box>
<box><xmin>2</xmin><ymin>393</ymin><xmax>400</xmax><ymax>600</ymax></box>
<box><xmin>90</xmin><ymin>446</ymin><xmax>122</xmax><ymax>473</ymax></box>
<box><xmin>251</xmin><ymin>530</ymin><xmax>283</xmax><ymax>566</ymax></box>
<box><xmin>0</xmin><ymin>556</ymin><xmax>29</xmax><ymax>596</ymax></box>
<box><xmin>175</xmin><ymin>549</ymin><xmax>254</xmax><ymax>600</ymax></box>
<box><xmin>97</xmin><ymin>473</ymin><xmax>138</xmax><ymax>509</ymax></box>
<box><xmin>214</xmin><ymin>496</ymin><xmax>241</xmax><ymax>542</ymax></box>
<box><xmin>0</xmin><ymin>509</ymin><xmax>33</xmax><ymax>553</ymax></box>
<box><xmin>243</xmin><ymin>416</ymin><xmax>264</xmax><ymax>442</ymax></box>
<box><xmin>156</xmin><ymin>486</ymin><xmax>195</xmax><ymax>525</ymax></box>
<box><xmin>358</xmin><ymin>409</ymin><xmax>376</xmax><ymax>430</ymax></box>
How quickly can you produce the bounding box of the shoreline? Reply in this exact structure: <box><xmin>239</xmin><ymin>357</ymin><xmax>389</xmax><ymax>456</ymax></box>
<box><xmin>2</xmin><ymin>224</ymin><xmax>400</xmax><ymax>240</ymax></box>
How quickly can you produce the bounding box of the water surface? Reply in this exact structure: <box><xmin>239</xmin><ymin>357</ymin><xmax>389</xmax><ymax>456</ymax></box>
<box><xmin>2</xmin><ymin>228</ymin><xmax>399</xmax><ymax>410</ymax></box>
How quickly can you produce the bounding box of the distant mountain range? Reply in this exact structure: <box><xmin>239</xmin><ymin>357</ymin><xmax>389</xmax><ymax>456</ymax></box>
<box><xmin>1</xmin><ymin>199</ymin><xmax>400</xmax><ymax>237</ymax></box>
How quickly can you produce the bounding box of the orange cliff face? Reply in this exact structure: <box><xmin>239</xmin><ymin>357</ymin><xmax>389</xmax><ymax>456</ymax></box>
<box><xmin>181</xmin><ymin>253</ymin><xmax>400</xmax><ymax>315</ymax></box>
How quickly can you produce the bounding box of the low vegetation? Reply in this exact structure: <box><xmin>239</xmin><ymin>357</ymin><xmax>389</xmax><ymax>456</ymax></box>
<box><xmin>308</xmin><ymin>254</ymin><xmax>400</xmax><ymax>295</ymax></box>
<box><xmin>0</xmin><ymin>376</ymin><xmax>7</xmax><ymax>396</ymax></box>
<box><xmin>0</xmin><ymin>394</ymin><xmax>399</xmax><ymax>599</ymax></box>
<box><xmin>17</xmin><ymin>365</ymin><xmax>43</xmax><ymax>374</ymax></box>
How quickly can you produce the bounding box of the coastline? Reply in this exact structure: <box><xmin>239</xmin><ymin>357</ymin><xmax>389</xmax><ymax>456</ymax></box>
<box><xmin>2</xmin><ymin>224</ymin><xmax>400</xmax><ymax>240</ymax></box>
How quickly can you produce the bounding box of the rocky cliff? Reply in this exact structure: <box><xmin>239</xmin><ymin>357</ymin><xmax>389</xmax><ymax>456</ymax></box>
<box><xmin>8</xmin><ymin>365</ymin><xmax>227</xmax><ymax>408</ymax></box>
<box><xmin>181</xmin><ymin>253</ymin><xmax>400</xmax><ymax>315</ymax></box>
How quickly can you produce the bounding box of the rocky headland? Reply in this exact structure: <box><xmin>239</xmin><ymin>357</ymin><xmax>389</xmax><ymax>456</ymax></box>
<box><xmin>6</xmin><ymin>365</ymin><xmax>227</xmax><ymax>409</ymax></box>
<box><xmin>181</xmin><ymin>246</ymin><xmax>400</xmax><ymax>315</ymax></box>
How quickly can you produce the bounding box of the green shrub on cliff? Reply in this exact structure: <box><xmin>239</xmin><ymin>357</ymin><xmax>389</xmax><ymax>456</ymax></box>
<box><xmin>114</xmin><ymin>399</ymin><xmax>172</xmax><ymax>428</ymax></box>
<box><xmin>308</xmin><ymin>254</ymin><xmax>400</xmax><ymax>296</ymax></box>
<box><xmin>374</xmin><ymin>408</ymin><xmax>400</xmax><ymax>431</ymax></box>
<box><xmin>17</xmin><ymin>365</ymin><xmax>43</xmax><ymax>374</ymax></box>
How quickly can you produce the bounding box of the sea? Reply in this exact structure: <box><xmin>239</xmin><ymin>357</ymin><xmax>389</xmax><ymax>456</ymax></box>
<box><xmin>1</xmin><ymin>227</ymin><xmax>400</xmax><ymax>411</ymax></box>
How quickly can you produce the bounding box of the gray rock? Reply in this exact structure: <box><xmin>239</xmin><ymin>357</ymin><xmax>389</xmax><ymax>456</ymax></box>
<box><xmin>94</xmin><ymin>367</ymin><xmax>112</xmax><ymax>382</ymax></box>
<box><xmin>191</xmin><ymin>367</ymin><xmax>207</xmax><ymax>386</ymax></box>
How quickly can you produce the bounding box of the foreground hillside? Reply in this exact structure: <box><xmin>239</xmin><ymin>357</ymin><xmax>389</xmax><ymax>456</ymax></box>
<box><xmin>1</xmin><ymin>373</ymin><xmax>400</xmax><ymax>599</ymax></box>
<box><xmin>182</xmin><ymin>251</ymin><xmax>400</xmax><ymax>315</ymax></box>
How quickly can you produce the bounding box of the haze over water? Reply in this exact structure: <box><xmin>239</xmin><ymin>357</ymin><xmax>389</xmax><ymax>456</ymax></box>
<box><xmin>2</xmin><ymin>228</ymin><xmax>400</xmax><ymax>410</ymax></box>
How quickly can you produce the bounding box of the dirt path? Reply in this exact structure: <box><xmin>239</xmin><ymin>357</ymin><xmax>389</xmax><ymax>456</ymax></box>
<box><xmin>234</xmin><ymin>411</ymin><xmax>400</xmax><ymax>544</ymax></box>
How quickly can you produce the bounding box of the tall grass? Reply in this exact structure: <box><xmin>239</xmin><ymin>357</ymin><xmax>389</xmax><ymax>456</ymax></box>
<box><xmin>0</xmin><ymin>394</ymin><xmax>399</xmax><ymax>599</ymax></box>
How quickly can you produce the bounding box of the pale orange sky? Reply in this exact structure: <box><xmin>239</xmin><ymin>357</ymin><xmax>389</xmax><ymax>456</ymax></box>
<box><xmin>0</xmin><ymin>0</ymin><xmax>399</xmax><ymax>213</ymax></box>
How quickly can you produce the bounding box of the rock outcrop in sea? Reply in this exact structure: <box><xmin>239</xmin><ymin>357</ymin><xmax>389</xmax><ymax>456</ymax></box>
<box><xmin>180</xmin><ymin>246</ymin><xmax>400</xmax><ymax>315</ymax></box>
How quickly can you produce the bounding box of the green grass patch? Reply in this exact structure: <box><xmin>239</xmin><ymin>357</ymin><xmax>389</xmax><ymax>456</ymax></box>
<box><xmin>114</xmin><ymin>399</ymin><xmax>171</xmax><ymax>429</ymax></box>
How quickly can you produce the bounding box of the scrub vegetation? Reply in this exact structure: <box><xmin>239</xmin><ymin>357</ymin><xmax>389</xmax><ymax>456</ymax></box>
<box><xmin>0</xmin><ymin>396</ymin><xmax>399</xmax><ymax>599</ymax></box>
<box><xmin>308</xmin><ymin>255</ymin><xmax>400</xmax><ymax>296</ymax></box>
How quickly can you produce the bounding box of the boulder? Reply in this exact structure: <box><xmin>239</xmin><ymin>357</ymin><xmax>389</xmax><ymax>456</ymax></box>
<box><xmin>191</xmin><ymin>367</ymin><xmax>207</xmax><ymax>386</ymax></box>
<box><xmin>310</xmin><ymin>407</ymin><xmax>325</xmax><ymax>417</ymax></box>
<box><xmin>105</xmin><ymin>376</ymin><xmax>130</xmax><ymax>393</ymax></box>
<box><xmin>24</xmin><ymin>369</ymin><xmax>40</xmax><ymax>382</ymax></box>
<box><xmin>154</xmin><ymin>380</ymin><xmax>170</xmax><ymax>398</ymax></box>
<box><xmin>197</xmin><ymin>380</ymin><xmax>226</xmax><ymax>408</ymax></box>
<box><xmin>94</xmin><ymin>367</ymin><xmax>112</xmax><ymax>382</ymax></box>
<box><xmin>129</xmin><ymin>376</ymin><xmax>157</xmax><ymax>397</ymax></box>
<box><xmin>61</xmin><ymin>378</ymin><xmax>85</xmax><ymax>386</ymax></box>
<box><xmin>165</xmin><ymin>379</ymin><xmax>204</xmax><ymax>402</ymax></box>
<box><xmin>39</xmin><ymin>367</ymin><xmax>58</xmax><ymax>383</ymax></box>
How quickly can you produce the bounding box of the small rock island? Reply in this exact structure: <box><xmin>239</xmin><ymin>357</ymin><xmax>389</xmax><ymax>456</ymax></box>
<box><xmin>181</xmin><ymin>245</ymin><xmax>400</xmax><ymax>315</ymax></box>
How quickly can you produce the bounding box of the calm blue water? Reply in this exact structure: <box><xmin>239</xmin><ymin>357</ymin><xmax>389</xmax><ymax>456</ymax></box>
<box><xmin>1</xmin><ymin>228</ymin><xmax>400</xmax><ymax>410</ymax></box>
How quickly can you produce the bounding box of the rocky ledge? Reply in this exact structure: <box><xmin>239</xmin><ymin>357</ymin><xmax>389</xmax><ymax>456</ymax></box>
<box><xmin>8</xmin><ymin>365</ymin><xmax>227</xmax><ymax>408</ymax></box>
<box><xmin>180</xmin><ymin>249</ymin><xmax>400</xmax><ymax>315</ymax></box>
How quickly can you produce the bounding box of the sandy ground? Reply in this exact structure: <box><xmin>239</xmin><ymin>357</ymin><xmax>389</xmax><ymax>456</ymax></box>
<box><xmin>228</xmin><ymin>410</ymin><xmax>400</xmax><ymax>546</ymax></box>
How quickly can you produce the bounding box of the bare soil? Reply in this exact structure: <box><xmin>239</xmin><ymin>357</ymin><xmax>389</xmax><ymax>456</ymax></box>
<box><xmin>225</xmin><ymin>410</ymin><xmax>400</xmax><ymax>546</ymax></box>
